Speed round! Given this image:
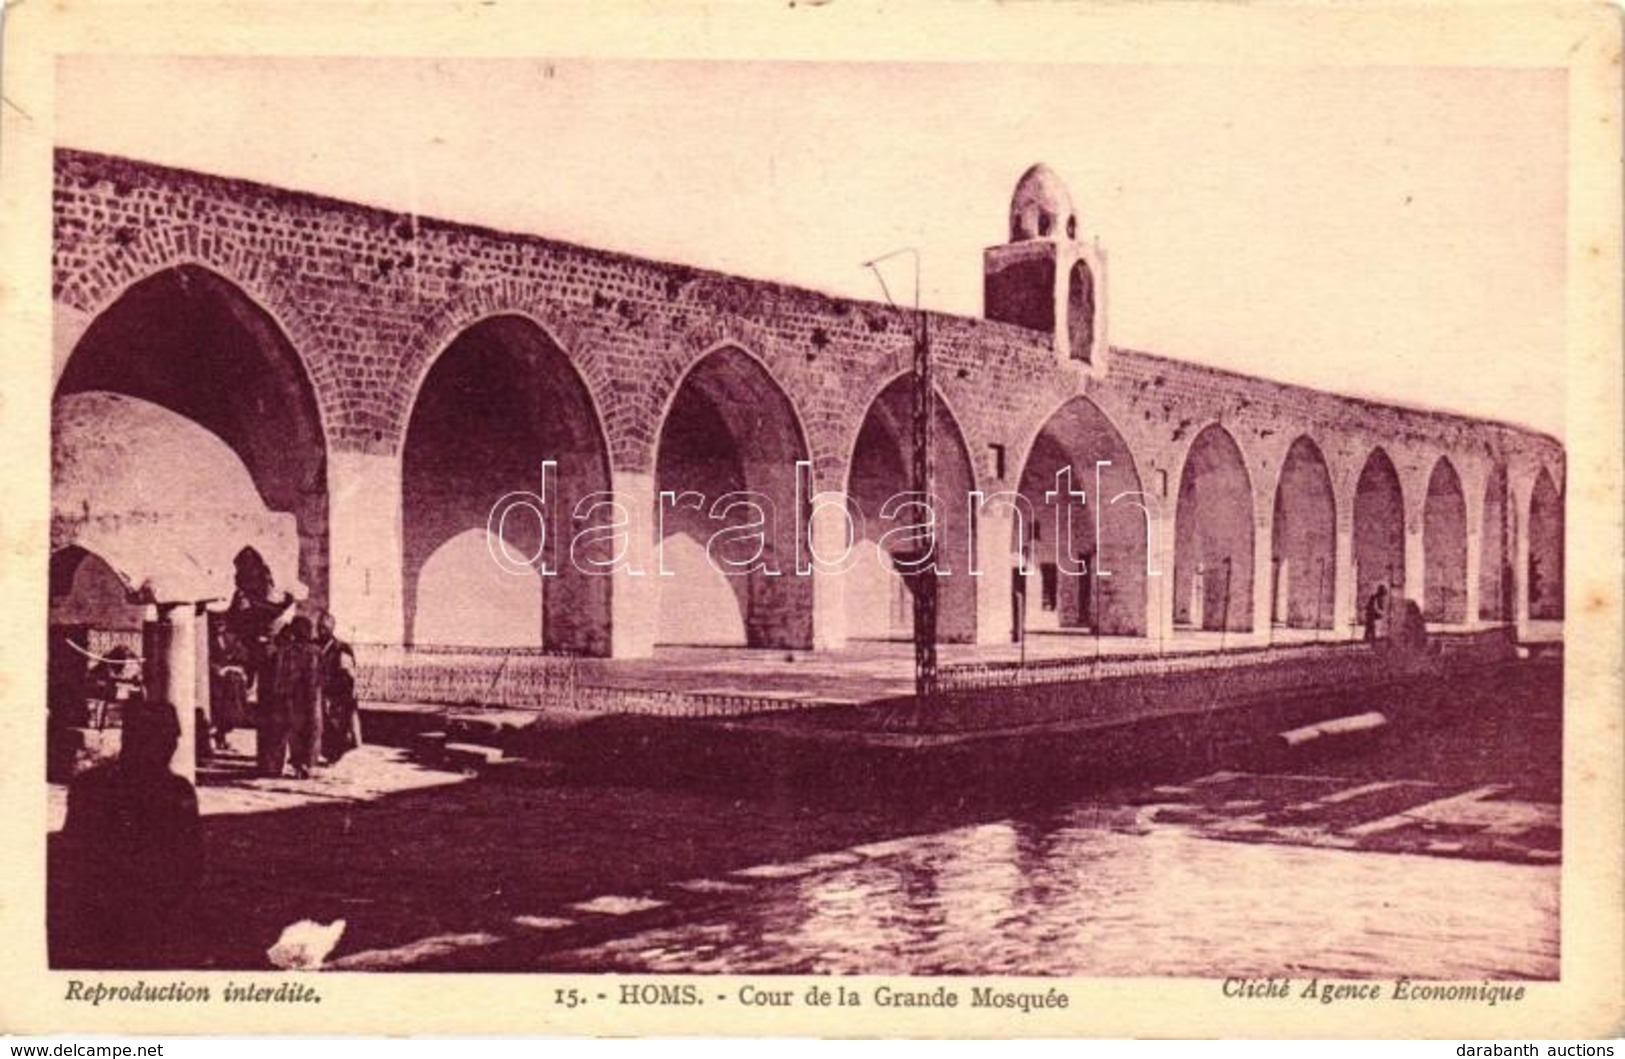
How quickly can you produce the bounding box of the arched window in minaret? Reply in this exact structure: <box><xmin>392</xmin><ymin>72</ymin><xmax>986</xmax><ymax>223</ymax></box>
<box><xmin>1067</xmin><ymin>259</ymin><xmax>1096</xmax><ymax>365</ymax></box>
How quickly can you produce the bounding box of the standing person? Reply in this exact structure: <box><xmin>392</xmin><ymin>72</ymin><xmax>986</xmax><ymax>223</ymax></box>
<box><xmin>256</xmin><ymin>622</ymin><xmax>292</xmax><ymax>777</ymax></box>
<box><xmin>224</xmin><ymin>547</ymin><xmax>295</xmax><ymax>774</ymax></box>
<box><xmin>54</xmin><ymin>700</ymin><xmax>202</xmax><ymax>968</ymax></box>
<box><xmin>1363</xmin><ymin>583</ymin><xmax>1389</xmax><ymax>644</ymax></box>
<box><xmin>315</xmin><ymin>610</ymin><xmax>361</xmax><ymax>763</ymax></box>
<box><xmin>275</xmin><ymin>616</ymin><xmax>324</xmax><ymax>779</ymax></box>
<box><xmin>208</xmin><ymin>618</ymin><xmax>250</xmax><ymax>753</ymax></box>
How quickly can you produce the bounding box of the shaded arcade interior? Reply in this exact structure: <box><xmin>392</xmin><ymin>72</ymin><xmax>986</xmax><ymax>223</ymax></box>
<box><xmin>56</xmin><ymin>265</ymin><xmax>327</xmax><ymax>610</ymax></box>
<box><xmin>1270</xmin><ymin>437</ymin><xmax>1336</xmax><ymax>630</ymax></box>
<box><xmin>845</xmin><ymin>378</ymin><xmax>980</xmax><ymax>645</ymax></box>
<box><xmin>655</xmin><ymin>347</ymin><xmax>814</xmax><ymax>649</ymax></box>
<box><xmin>1172</xmin><ymin>425</ymin><xmax>1254</xmax><ymax>633</ymax></box>
<box><xmin>1353</xmin><ymin>449</ymin><xmax>1406</xmax><ymax>622</ymax></box>
<box><xmin>402</xmin><ymin>315</ymin><xmax>613</xmax><ymax>655</ymax></box>
<box><xmin>1423</xmin><ymin>458</ymin><xmax>1469</xmax><ymax>624</ymax></box>
<box><xmin>1527</xmin><ymin>469</ymin><xmax>1565</xmax><ymax>621</ymax></box>
<box><xmin>1013</xmin><ymin>396</ymin><xmax>1149</xmax><ymax>638</ymax></box>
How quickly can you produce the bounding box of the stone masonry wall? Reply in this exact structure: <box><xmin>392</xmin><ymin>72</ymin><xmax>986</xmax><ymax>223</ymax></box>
<box><xmin>53</xmin><ymin>149</ymin><xmax>1563</xmax><ymax>507</ymax></box>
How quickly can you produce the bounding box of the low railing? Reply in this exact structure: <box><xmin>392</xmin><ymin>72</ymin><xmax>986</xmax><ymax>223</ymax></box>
<box><xmin>936</xmin><ymin>639</ymin><xmax>1370</xmax><ymax>693</ymax></box>
<box><xmin>936</xmin><ymin>625</ymin><xmax>1514</xmax><ymax>694</ymax></box>
<box><xmin>352</xmin><ymin>644</ymin><xmax>827</xmax><ymax>718</ymax></box>
<box><xmin>354</xmin><ymin>643</ymin><xmax>583</xmax><ymax>710</ymax></box>
<box><xmin>354</xmin><ymin>626</ymin><xmax>1519</xmax><ymax>717</ymax></box>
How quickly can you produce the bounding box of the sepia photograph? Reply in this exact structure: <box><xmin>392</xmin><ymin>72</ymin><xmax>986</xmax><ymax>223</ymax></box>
<box><xmin>3</xmin><ymin>0</ymin><xmax>1621</xmax><ymax>1040</ymax></box>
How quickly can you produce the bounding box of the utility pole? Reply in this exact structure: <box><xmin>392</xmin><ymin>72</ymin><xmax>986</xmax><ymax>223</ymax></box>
<box><xmin>911</xmin><ymin>301</ymin><xmax>938</xmax><ymax>703</ymax></box>
<box><xmin>864</xmin><ymin>249</ymin><xmax>937</xmax><ymax>707</ymax></box>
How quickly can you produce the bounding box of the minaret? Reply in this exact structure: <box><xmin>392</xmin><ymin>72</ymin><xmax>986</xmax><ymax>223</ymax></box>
<box><xmin>983</xmin><ymin>164</ymin><xmax>1108</xmax><ymax>373</ymax></box>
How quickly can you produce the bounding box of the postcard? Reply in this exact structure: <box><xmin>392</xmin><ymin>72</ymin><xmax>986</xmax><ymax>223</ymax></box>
<box><xmin>1</xmin><ymin>0</ymin><xmax>1620</xmax><ymax>1039</ymax></box>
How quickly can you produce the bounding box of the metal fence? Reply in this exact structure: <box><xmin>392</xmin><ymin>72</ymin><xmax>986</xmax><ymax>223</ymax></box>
<box><xmin>936</xmin><ymin>626</ymin><xmax>1512</xmax><ymax>694</ymax></box>
<box><xmin>936</xmin><ymin>641</ymin><xmax>1368</xmax><ymax>693</ymax></box>
<box><xmin>354</xmin><ymin>627</ymin><xmax>1515</xmax><ymax>717</ymax></box>
<box><xmin>354</xmin><ymin>643</ymin><xmax>582</xmax><ymax>710</ymax></box>
<box><xmin>352</xmin><ymin>644</ymin><xmax>830</xmax><ymax>718</ymax></box>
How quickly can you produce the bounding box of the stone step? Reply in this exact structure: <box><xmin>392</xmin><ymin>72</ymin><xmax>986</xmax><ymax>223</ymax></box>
<box><xmin>483</xmin><ymin>756</ymin><xmax>568</xmax><ymax>785</ymax></box>
<box><xmin>442</xmin><ymin>741</ymin><xmax>508</xmax><ymax>771</ymax></box>
<box><xmin>1278</xmin><ymin>711</ymin><xmax>1387</xmax><ymax>749</ymax></box>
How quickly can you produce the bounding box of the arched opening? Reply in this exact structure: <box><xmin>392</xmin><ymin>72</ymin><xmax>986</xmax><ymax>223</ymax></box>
<box><xmin>1422</xmin><ymin>457</ymin><xmax>1468</xmax><ymax>623</ymax></box>
<box><xmin>55</xmin><ymin>265</ymin><xmax>326</xmax><ymax>607</ymax></box>
<box><xmin>655</xmin><ymin>347</ymin><xmax>811</xmax><ymax>648</ymax></box>
<box><xmin>50</xmin><ymin>546</ymin><xmax>145</xmax><ymax>630</ymax></box>
<box><xmin>845</xmin><ymin>377</ymin><xmax>979</xmax><ymax>643</ymax></box>
<box><xmin>402</xmin><ymin>316</ymin><xmax>612</xmax><ymax>653</ymax></box>
<box><xmin>48</xmin><ymin>546</ymin><xmax>147</xmax><ymax>726</ymax></box>
<box><xmin>1479</xmin><ymin>464</ymin><xmax>1512</xmax><ymax>622</ymax></box>
<box><xmin>1172</xmin><ymin>425</ymin><xmax>1254</xmax><ymax>632</ymax></box>
<box><xmin>1013</xmin><ymin>396</ymin><xmax>1147</xmax><ymax>638</ymax></box>
<box><xmin>1353</xmin><ymin>449</ymin><xmax>1406</xmax><ymax>616</ymax></box>
<box><xmin>1066</xmin><ymin>261</ymin><xmax>1096</xmax><ymax>365</ymax></box>
<box><xmin>1527</xmin><ymin>468</ymin><xmax>1564</xmax><ymax>620</ymax></box>
<box><xmin>1270</xmin><ymin>437</ymin><xmax>1336</xmax><ymax>630</ymax></box>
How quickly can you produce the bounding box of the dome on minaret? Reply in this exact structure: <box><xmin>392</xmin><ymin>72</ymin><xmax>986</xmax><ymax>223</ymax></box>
<box><xmin>1009</xmin><ymin>164</ymin><xmax>1077</xmax><ymax>242</ymax></box>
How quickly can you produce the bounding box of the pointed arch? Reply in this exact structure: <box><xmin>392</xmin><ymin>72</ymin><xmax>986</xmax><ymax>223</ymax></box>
<box><xmin>402</xmin><ymin>314</ymin><xmax>613</xmax><ymax>652</ymax></box>
<box><xmin>1527</xmin><ymin>467</ymin><xmax>1564</xmax><ymax>620</ymax></box>
<box><xmin>655</xmin><ymin>345</ymin><xmax>812</xmax><ymax>648</ymax></box>
<box><xmin>1012</xmin><ymin>394</ymin><xmax>1148</xmax><ymax>637</ymax></box>
<box><xmin>1271</xmin><ymin>436</ymin><xmax>1337</xmax><ymax>629</ymax></box>
<box><xmin>1173</xmin><ymin>424</ymin><xmax>1254</xmax><ymax>632</ymax></box>
<box><xmin>844</xmin><ymin>374</ymin><xmax>980</xmax><ymax>643</ymax></box>
<box><xmin>55</xmin><ymin>263</ymin><xmax>329</xmax><ymax>606</ymax></box>
<box><xmin>1353</xmin><ymin>448</ymin><xmax>1406</xmax><ymax>614</ymax></box>
<box><xmin>1423</xmin><ymin>457</ymin><xmax>1468</xmax><ymax>623</ymax></box>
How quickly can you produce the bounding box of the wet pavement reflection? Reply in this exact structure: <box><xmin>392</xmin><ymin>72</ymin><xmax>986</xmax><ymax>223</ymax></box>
<box><xmin>50</xmin><ymin>659</ymin><xmax>1557</xmax><ymax>976</ymax></box>
<box><xmin>531</xmin><ymin>800</ymin><xmax>1558</xmax><ymax>979</ymax></box>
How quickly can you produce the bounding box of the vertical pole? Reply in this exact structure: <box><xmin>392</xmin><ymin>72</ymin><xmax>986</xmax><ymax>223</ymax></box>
<box><xmin>1019</xmin><ymin>591</ymin><xmax>1027</xmax><ymax>668</ymax></box>
<box><xmin>1092</xmin><ymin>552</ymin><xmax>1102</xmax><ymax>659</ymax></box>
<box><xmin>194</xmin><ymin>604</ymin><xmax>212</xmax><ymax>746</ymax></box>
<box><xmin>865</xmin><ymin>247</ymin><xmax>938</xmax><ymax>706</ymax></box>
<box><xmin>1387</xmin><ymin>561</ymin><xmax>1396</xmax><ymax>639</ymax></box>
<box><xmin>1315</xmin><ymin>558</ymin><xmax>1327</xmax><ymax>641</ymax></box>
<box><xmin>1511</xmin><ymin>488</ymin><xmax>1530</xmax><ymax>640</ymax></box>
<box><xmin>1016</xmin><ymin>522</ymin><xmax>1027</xmax><ymax>668</ymax></box>
<box><xmin>913</xmin><ymin>305</ymin><xmax>938</xmax><ymax>705</ymax></box>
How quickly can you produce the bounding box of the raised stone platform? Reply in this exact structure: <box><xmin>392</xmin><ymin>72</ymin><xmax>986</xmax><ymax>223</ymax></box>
<box><xmin>356</xmin><ymin>624</ymin><xmax>1523</xmax><ymax>725</ymax></box>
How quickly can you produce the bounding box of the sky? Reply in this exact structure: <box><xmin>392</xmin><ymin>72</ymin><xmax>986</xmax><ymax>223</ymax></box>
<box><xmin>56</xmin><ymin>56</ymin><xmax>1568</xmax><ymax>437</ymax></box>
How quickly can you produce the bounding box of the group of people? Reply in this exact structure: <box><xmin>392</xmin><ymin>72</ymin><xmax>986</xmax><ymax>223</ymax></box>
<box><xmin>263</xmin><ymin>611</ymin><xmax>361</xmax><ymax>778</ymax></box>
<box><xmin>214</xmin><ymin>549</ymin><xmax>361</xmax><ymax>779</ymax></box>
<box><xmin>52</xmin><ymin>550</ymin><xmax>360</xmax><ymax>968</ymax></box>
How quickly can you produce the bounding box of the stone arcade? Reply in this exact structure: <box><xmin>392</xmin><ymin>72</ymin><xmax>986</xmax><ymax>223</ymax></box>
<box><xmin>50</xmin><ymin>154</ymin><xmax>1566</xmax><ymax>666</ymax></box>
